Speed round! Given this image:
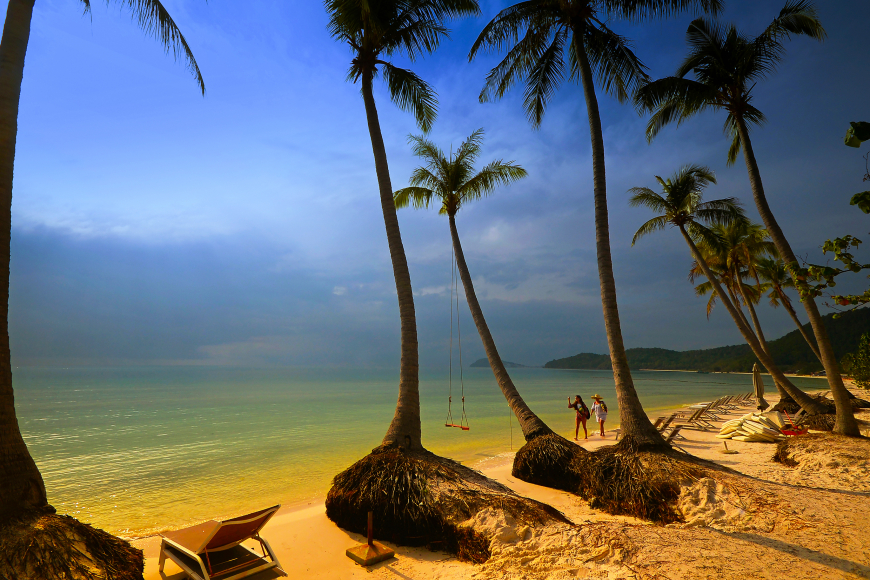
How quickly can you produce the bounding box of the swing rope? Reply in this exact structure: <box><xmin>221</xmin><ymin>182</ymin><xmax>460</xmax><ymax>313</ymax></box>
<box><xmin>446</xmin><ymin>240</ymin><xmax>469</xmax><ymax>431</ymax></box>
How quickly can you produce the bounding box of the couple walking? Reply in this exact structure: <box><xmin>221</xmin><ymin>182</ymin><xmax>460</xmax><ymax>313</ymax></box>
<box><xmin>568</xmin><ymin>394</ymin><xmax>607</xmax><ymax>440</ymax></box>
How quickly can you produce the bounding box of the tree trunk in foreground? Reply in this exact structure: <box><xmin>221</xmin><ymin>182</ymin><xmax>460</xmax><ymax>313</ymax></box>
<box><xmin>361</xmin><ymin>74</ymin><xmax>422</xmax><ymax>450</ymax></box>
<box><xmin>738</xmin><ymin>283</ymin><xmax>790</xmax><ymax>399</ymax></box>
<box><xmin>0</xmin><ymin>0</ymin><xmax>48</xmax><ymax>519</ymax></box>
<box><xmin>680</xmin><ymin>227</ymin><xmax>827</xmax><ymax>413</ymax></box>
<box><xmin>777</xmin><ymin>287</ymin><xmax>823</xmax><ymax>364</ymax></box>
<box><xmin>448</xmin><ymin>214</ymin><xmax>552</xmax><ymax>441</ymax></box>
<box><xmin>575</xmin><ymin>42</ymin><xmax>665</xmax><ymax>448</ymax></box>
<box><xmin>735</xmin><ymin>118</ymin><xmax>858</xmax><ymax>435</ymax></box>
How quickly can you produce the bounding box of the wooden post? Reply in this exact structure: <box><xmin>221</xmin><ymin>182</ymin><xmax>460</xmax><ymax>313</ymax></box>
<box><xmin>367</xmin><ymin>511</ymin><xmax>373</xmax><ymax>546</ymax></box>
<box><xmin>345</xmin><ymin>512</ymin><xmax>395</xmax><ymax>566</ymax></box>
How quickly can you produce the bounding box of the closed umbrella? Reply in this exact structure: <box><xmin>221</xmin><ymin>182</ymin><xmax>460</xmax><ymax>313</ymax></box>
<box><xmin>753</xmin><ymin>363</ymin><xmax>769</xmax><ymax>411</ymax></box>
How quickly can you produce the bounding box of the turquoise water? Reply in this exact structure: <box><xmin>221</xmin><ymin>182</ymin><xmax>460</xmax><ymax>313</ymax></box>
<box><xmin>13</xmin><ymin>366</ymin><xmax>825</xmax><ymax>537</ymax></box>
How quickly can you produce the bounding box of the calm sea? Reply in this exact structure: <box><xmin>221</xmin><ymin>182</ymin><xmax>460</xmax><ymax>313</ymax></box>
<box><xmin>13</xmin><ymin>366</ymin><xmax>824</xmax><ymax>537</ymax></box>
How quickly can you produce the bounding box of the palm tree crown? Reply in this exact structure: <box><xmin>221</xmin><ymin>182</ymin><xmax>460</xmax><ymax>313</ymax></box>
<box><xmin>327</xmin><ymin>0</ymin><xmax>479</xmax><ymax>131</ymax></box>
<box><xmin>635</xmin><ymin>1</ymin><xmax>824</xmax><ymax>163</ymax></box>
<box><xmin>394</xmin><ymin>129</ymin><xmax>527</xmax><ymax>215</ymax></box>
<box><xmin>629</xmin><ymin>164</ymin><xmax>744</xmax><ymax>245</ymax></box>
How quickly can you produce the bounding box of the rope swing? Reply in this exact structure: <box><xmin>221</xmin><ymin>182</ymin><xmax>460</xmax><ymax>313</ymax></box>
<box><xmin>445</xmin><ymin>241</ymin><xmax>469</xmax><ymax>431</ymax></box>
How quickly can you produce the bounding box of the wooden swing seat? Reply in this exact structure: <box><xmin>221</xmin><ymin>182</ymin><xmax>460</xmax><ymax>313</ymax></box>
<box><xmin>445</xmin><ymin>423</ymin><xmax>470</xmax><ymax>430</ymax></box>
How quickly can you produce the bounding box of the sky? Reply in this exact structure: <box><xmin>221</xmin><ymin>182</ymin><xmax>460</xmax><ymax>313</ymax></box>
<box><xmin>7</xmin><ymin>0</ymin><xmax>870</xmax><ymax>369</ymax></box>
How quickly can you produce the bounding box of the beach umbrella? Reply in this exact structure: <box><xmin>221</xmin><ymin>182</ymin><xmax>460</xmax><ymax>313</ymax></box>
<box><xmin>753</xmin><ymin>363</ymin><xmax>769</xmax><ymax>411</ymax></box>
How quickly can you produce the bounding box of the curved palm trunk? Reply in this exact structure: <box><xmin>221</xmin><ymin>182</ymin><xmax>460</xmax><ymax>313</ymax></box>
<box><xmin>360</xmin><ymin>74</ymin><xmax>422</xmax><ymax>450</ymax></box>
<box><xmin>575</xmin><ymin>41</ymin><xmax>665</xmax><ymax>448</ymax></box>
<box><xmin>735</xmin><ymin>118</ymin><xmax>858</xmax><ymax>435</ymax></box>
<box><xmin>680</xmin><ymin>226</ymin><xmax>827</xmax><ymax>413</ymax></box>
<box><xmin>738</xmin><ymin>283</ymin><xmax>790</xmax><ymax>400</ymax></box>
<box><xmin>448</xmin><ymin>214</ymin><xmax>552</xmax><ymax>441</ymax></box>
<box><xmin>0</xmin><ymin>0</ymin><xmax>48</xmax><ymax>519</ymax></box>
<box><xmin>776</xmin><ymin>286</ymin><xmax>822</xmax><ymax>363</ymax></box>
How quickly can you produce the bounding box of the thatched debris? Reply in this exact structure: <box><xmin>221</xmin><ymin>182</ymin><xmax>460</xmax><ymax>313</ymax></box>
<box><xmin>772</xmin><ymin>393</ymin><xmax>835</xmax><ymax>416</ymax></box>
<box><xmin>325</xmin><ymin>445</ymin><xmax>568</xmax><ymax>563</ymax></box>
<box><xmin>514</xmin><ymin>434</ymin><xmax>719</xmax><ymax>525</ymax></box>
<box><xmin>0</xmin><ymin>506</ymin><xmax>143</xmax><ymax>580</ymax></box>
<box><xmin>796</xmin><ymin>412</ymin><xmax>836</xmax><ymax>432</ymax></box>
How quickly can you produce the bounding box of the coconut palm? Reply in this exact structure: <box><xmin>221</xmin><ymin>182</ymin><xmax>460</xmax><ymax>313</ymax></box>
<box><xmin>756</xmin><ymin>257</ymin><xmax>823</xmax><ymax>362</ymax></box>
<box><xmin>629</xmin><ymin>164</ymin><xmax>828</xmax><ymax>414</ymax></box>
<box><xmin>634</xmin><ymin>2</ymin><xmax>858</xmax><ymax>434</ymax></box>
<box><xmin>325</xmin><ymin>0</ymin><xmax>478</xmax><ymax>451</ymax></box>
<box><xmin>323</xmin><ymin>0</ymin><xmax>566</xmax><ymax>552</ymax></box>
<box><xmin>0</xmin><ymin>2</ymin><xmax>202</xmax><ymax>578</ymax></box>
<box><xmin>394</xmin><ymin>129</ymin><xmax>553</xmax><ymax>440</ymax></box>
<box><xmin>468</xmin><ymin>0</ymin><xmax>722</xmax><ymax>448</ymax></box>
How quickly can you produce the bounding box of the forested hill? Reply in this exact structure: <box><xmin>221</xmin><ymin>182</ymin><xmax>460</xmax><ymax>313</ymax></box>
<box><xmin>544</xmin><ymin>307</ymin><xmax>870</xmax><ymax>373</ymax></box>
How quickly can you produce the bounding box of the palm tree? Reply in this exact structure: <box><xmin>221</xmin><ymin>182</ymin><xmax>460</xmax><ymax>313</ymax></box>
<box><xmin>689</xmin><ymin>222</ymin><xmax>796</xmax><ymax>401</ymax></box>
<box><xmin>629</xmin><ymin>164</ymin><xmax>828</xmax><ymax>414</ymax></box>
<box><xmin>325</xmin><ymin>0</ymin><xmax>478</xmax><ymax>451</ymax></box>
<box><xmin>394</xmin><ymin>129</ymin><xmax>555</xmax><ymax>441</ymax></box>
<box><xmin>469</xmin><ymin>0</ymin><xmax>722</xmax><ymax>449</ymax></box>
<box><xmin>0</xmin><ymin>2</ymin><xmax>202</xmax><ymax>578</ymax></box>
<box><xmin>634</xmin><ymin>2</ymin><xmax>858</xmax><ymax>434</ymax></box>
<box><xmin>756</xmin><ymin>257</ymin><xmax>823</xmax><ymax>362</ymax></box>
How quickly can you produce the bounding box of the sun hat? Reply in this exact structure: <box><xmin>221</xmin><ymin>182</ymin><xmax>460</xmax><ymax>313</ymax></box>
<box><xmin>591</xmin><ymin>394</ymin><xmax>603</xmax><ymax>400</ymax></box>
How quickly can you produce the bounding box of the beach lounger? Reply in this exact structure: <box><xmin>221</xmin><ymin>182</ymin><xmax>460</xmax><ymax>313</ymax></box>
<box><xmin>657</xmin><ymin>414</ymin><xmax>678</xmax><ymax>433</ymax></box>
<box><xmin>673</xmin><ymin>407</ymin><xmax>715</xmax><ymax>431</ymax></box>
<box><xmin>158</xmin><ymin>505</ymin><xmax>285</xmax><ymax>580</ymax></box>
<box><xmin>664</xmin><ymin>425</ymin><xmax>689</xmax><ymax>453</ymax></box>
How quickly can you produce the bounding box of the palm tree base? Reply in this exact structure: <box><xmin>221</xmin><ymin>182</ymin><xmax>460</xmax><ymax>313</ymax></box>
<box><xmin>0</xmin><ymin>506</ymin><xmax>144</xmax><ymax>580</ymax></box>
<box><xmin>325</xmin><ymin>444</ymin><xmax>567</xmax><ymax>562</ymax></box>
<box><xmin>514</xmin><ymin>434</ymin><xmax>723</xmax><ymax>524</ymax></box>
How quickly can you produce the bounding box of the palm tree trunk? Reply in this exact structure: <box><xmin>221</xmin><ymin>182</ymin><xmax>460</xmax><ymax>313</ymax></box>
<box><xmin>777</xmin><ymin>286</ymin><xmax>823</xmax><ymax>363</ymax></box>
<box><xmin>360</xmin><ymin>73</ymin><xmax>422</xmax><ymax>450</ymax></box>
<box><xmin>679</xmin><ymin>226</ymin><xmax>827</xmax><ymax>413</ymax></box>
<box><xmin>574</xmin><ymin>40</ymin><xmax>665</xmax><ymax>448</ymax></box>
<box><xmin>448</xmin><ymin>214</ymin><xmax>552</xmax><ymax>441</ymax></box>
<box><xmin>0</xmin><ymin>0</ymin><xmax>49</xmax><ymax>519</ymax></box>
<box><xmin>726</xmin><ymin>283</ymin><xmax>754</xmax><ymax>332</ymax></box>
<box><xmin>734</xmin><ymin>118</ymin><xmax>858</xmax><ymax>435</ymax></box>
<box><xmin>738</xmin><ymin>283</ymin><xmax>790</xmax><ymax>399</ymax></box>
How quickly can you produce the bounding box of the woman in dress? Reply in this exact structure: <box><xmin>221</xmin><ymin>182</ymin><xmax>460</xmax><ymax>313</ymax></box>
<box><xmin>590</xmin><ymin>394</ymin><xmax>608</xmax><ymax>438</ymax></box>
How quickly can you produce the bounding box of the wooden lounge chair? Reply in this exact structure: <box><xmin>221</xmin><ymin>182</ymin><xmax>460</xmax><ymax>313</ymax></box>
<box><xmin>657</xmin><ymin>413</ymin><xmax>678</xmax><ymax>433</ymax></box>
<box><xmin>664</xmin><ymin>425</ymin><xmax>688</xmax><ymax>453</ymax></box>
<box><xmin>158</xmin><ymin>505</ymin><xmax>285</xmax><ymax>580</ymax></box>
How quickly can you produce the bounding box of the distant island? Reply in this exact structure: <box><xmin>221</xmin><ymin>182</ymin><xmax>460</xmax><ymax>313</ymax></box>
<box><xmin>545</xmin><ymin>308</ymin><xmax>869</xmax><ymax>374</ymax></box>
<box><xmin>470</xmin><ymin>358</ymin><xmax>536</xmax><ymax>369</ymax></box>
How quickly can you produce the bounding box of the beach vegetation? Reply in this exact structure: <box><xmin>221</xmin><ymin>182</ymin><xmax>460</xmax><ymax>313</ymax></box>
<box><xmin>629</xmin><ymin>164</ymin><xmax>829</xmax><ymax>415</ymax></box>
<box><xmin>841</xmin><ymin>333</ymin><xmax>870</xmax><ymax>389</ymax></box>
<box><xmin>323</xmin><ymin>0</ymin><xmax>570</xmax><ymax>558</ymax></box>
<box><xmin>0</xmin><ymin>2</ymin><xmax>203</xmax><ymax>579</ymax></box>
<box><xmin>635</xmin><ymin>1</ymin><xmax>860</xmax><ymax>436</ymax></box>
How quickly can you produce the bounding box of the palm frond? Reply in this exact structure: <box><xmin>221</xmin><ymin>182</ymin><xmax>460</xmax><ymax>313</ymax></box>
<box><xmin>381</xmin><ymin>63</ymin><xmax>437</xmax><ymax>132</ymax></box>
<box><xmin>634</xmin><ymin>77</ymin><xmax>715</xmax><ymax>141</ymax></box>
<box><xmin>605</xmin><ymin>0</ymin><xmax>723</xmax><ymax>21</ymax></box>
<box><xmin>583</xmin><ymin>22</ymin><xmax>648</xmax><ymax>103</ymax></box>
<box><xmin>459</xmin><ymin>160</ymin><xmax>528</xmax><ymax>202</ymax></box>
<box><xmin>468</xmin><ymin>0</ymin><xmax>550</xmax><ymax>58</ymax></box>
<box><xmin>631</xmin><ymin>215</ymin><xmax>670</xmax><ymax>245</ymax></box>
<box><xmin>99</xmin><ymin>0</ymin><xmax>205</xmax><ymax>93</ymax></box>
<box><xmin>523</xmin><ymin>28</ymin><xmax>567</xmax><ymax>126</ymax></box>
<box><xmin>394</xmin><ymin>186</ymin><xmax>434</xmax><ymax>209</ymax></box>
<box><xmin>627</xmin><ymin>188</ymin><xmax>670</xmax><ymax>214</ymax></box>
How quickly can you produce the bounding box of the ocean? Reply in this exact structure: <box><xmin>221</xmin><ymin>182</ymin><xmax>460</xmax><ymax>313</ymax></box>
<box><xmin>13</xmin><ymin>365</ymin><xmax>825</xmax><ymax>538</ymax></box>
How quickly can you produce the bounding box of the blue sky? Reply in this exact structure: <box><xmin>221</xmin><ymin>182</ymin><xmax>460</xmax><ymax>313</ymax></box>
<box><xmin>8</xmin><ymin>0</ymin><xmax>870</xmax><ymax>368</ymax></box>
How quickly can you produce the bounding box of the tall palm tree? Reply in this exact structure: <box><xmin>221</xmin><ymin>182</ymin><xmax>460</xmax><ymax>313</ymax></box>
<box><xmin>756</xmin><ymin>257</ymin><xmax>823</xmax><ymax>362</ymax></box>
<box><xmin>634</xmin><ymin>2</ymin><xmax>858</xmax><ymax>434</ymax></box>
<box><xmin>394</xmin><ymin>129</ymin><xmax>554</xmax><ymax>440</ymax></box>
<box><xmin>629</xmin><ymin>164</ymin><xmax>828</xmax><ymax>413</ymax></box>
<box><xmin>469</xmin><ymin>0</ymin><xmax>721</xmax><ymax>449</ymax></box>
<box><xmin>326</xmin><ymin>0</ymin><xmax>478</xmax><ymax>451</ymax></box>
<box><xmin>0</xmin><ymin>1</ymin><xmax>202</xmax><ymax>577</ymax></box>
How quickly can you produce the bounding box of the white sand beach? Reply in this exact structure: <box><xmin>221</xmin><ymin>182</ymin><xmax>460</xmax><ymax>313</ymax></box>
<box><xmin>132</xmin><ymin>383</ymin><xmax>870</xmax><ymax>580</ymax></box>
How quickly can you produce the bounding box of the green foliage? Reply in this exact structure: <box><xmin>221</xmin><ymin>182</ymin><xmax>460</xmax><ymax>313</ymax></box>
<box><xmin>844</xmin><ymin>121</ymin><xmax>870</xmax><ymax>148</ymax></box>
<box><xmin>545</xmin><ymin>308</ymin><xmax>870</xmax><ymax>373</ymax></box>
<box><xmin>850</xmin><ymin>191</ymin><xmax>870</xmax><ymax>213</ymax></box>
<box><xmin>841</xmin><ymin>333</ymin><xmax>870</xmax><ymax>388</ymax></box>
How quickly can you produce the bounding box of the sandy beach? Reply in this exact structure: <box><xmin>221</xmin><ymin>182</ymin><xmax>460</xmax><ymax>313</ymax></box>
<box><xmin>130</xmin><ymin>383</ymin><xmax>870</xmax><ymax>580</ymax></box>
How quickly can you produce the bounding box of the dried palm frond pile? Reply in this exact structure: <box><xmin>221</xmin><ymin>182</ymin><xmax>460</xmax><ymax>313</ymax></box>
<box><xmin>0</xmin><ymin>506</ymin><xmax>143</xmax><ymax>580</ymax></box>
<box><xmin>325</xmin><ymin>445</ymin><xmax>567</xmax><ymax>562</ymax></box>
<box><xmin>515</xmin><ymin>434</ymin><xmax>713</xmax><ymax>525</ymax></box>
